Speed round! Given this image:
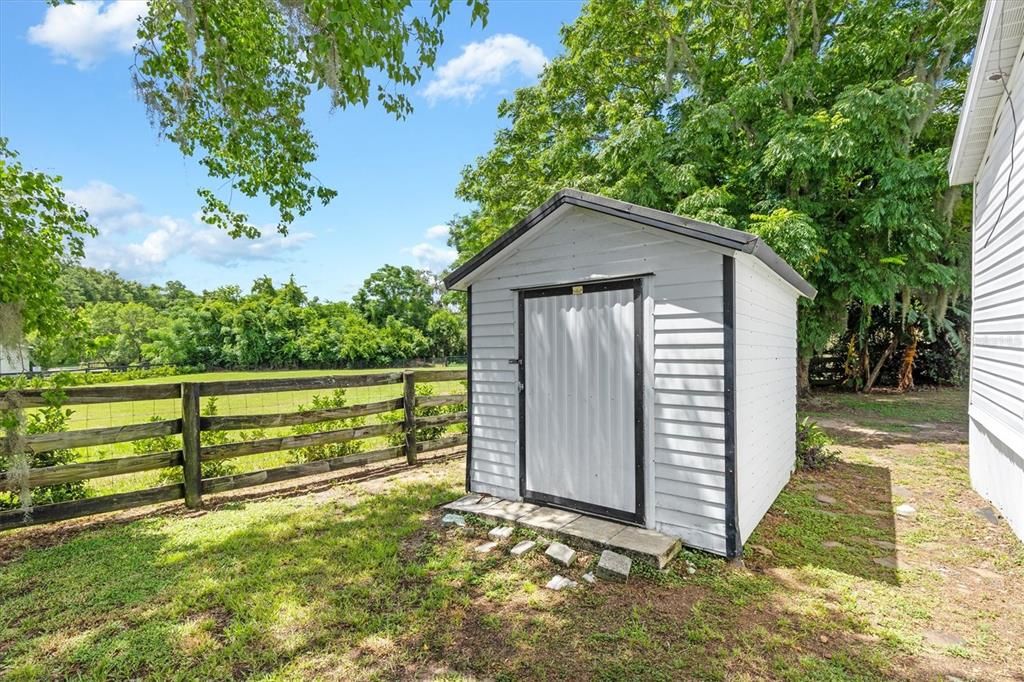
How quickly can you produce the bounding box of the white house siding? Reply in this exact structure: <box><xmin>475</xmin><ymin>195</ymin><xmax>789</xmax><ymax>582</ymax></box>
<box><xmin>968</xmin><ymin>50</ymin><xmax>1024</xmax><ymax>538</ymax></box>
<box><xmin>0</xmin><ymin>344</ymin><xmax>31</xmax><ymax>375</ymax></box>
<box><xmin>733</xmin><ymin>255</ymin><xmax>799</xmax><ymax>545</ymax></box>
<box><xmin>467</xmin><ymin>205</ymin><xmax>730</xmax><ymax>554</ymax></box>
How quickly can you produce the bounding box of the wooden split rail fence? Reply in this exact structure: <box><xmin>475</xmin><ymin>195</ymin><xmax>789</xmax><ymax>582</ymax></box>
<box><xmin>0</xmin><ymin>369</ymin><xmax>467</xmax><ymax>531</ymax></box>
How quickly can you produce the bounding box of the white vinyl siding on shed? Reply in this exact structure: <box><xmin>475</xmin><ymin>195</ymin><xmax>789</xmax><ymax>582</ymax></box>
<box><xmin>466</xmin><ymin>206</ymin><xmax>730</xmax><ymax>553</ymax></box>
<box><xmin>967</xmin><ymin>47</ymin><xmax>1024</xmax><ymax>538</ymax></box>
<box><xmin>733</xmin><ymin>256</ymin><xmax>799</xmax><ymax>544</ymax></box>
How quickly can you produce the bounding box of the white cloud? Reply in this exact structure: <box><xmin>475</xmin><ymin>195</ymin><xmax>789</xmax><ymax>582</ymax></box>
<box><xmin>406</xmin><ymin>243</ymin><xmax>457</xmax><ymax>272</ymax></box>
<box><xmin>423</xmin><ymin>34</ymin><xmax>547</xmax><ymax>103</ymax></box>
<box><xmin>66</xmin><ymin>180</ymin><xmax>149</xmax><ymax>232</ymax></box>
<box><xmin>27</xmin><ymin>0</ymin><xmax>146</xmax><ymax>70</ymax></box>
<box><xmin>71</xmin><ymin>180</ymin><xmax>313</xmax><ymax>280</ymax></box>
<box><xmin>425</xmin><ymin>224</ymin><xmax>450</xmax><ymax>240</ymax></box>
<box><xmin>404</xmin><ymin>223</ymin><xmax>455</xmax><ymax>271</ymax></box>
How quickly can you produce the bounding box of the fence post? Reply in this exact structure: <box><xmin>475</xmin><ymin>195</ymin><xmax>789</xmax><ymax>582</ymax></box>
<box><xmin>181</xmin><ymin>382</ymin><xmax>202</xmax><ymax>508</ymax></box>
<box><xmin>403</xmin><ymin>370</ymin><xmax>417</xmax><ymax>465</ymax></box>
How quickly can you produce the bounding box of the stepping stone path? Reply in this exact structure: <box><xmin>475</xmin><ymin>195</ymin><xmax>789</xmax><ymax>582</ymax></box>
<box><xmin>895</xmin><ymin>503</ymin><xmax>917</xmax><ymax>517</ymax></box>
<box><xmin>873</xmin><ymin>556</ymin><xmax>899</xmax><ymax>569</ymax></box>
<box><xmin>967</xmin><ymin>566</ymin><xmax>1003</xmax><ymax>581</ymax></box>
<box><xmin>545</xmin><ymin>575</ymin><xmax>577</xmax><ymax>591</ymax></box>
<box><xmin>441</xmin><ymin>493</ymin><xmax>681</xmax><ymax>568</ymax></box>
<box><xmin>918</xmin><ymin>541</ymin><xmax>945</xmax><ymax>552</ymax></box>
<box><xmin>510</xmin><ymin>540</ymin><xmax>536</xmax><ymax>557</ymax></box>
<box><xmin>922</xmin><ymin>630</ymin><xmax>966</xmax><ymax>648</ymax></box>
<box><xmin>441</xmin><ymin>513</ymin><xmax>466</xmax><ymax>527</ymax></box>
<box><xmin>595</xmin><ymin>550</ymin><xmax>632</xmax><ymax>582</ymax></box>
<box><xmin>822</xmin><ymin>541</ymin><xmax>844</xmax><ymax>549</ymax></box>
<box><xmin>474</xmin><ymin>542</ymin><xmax>497</xmax><ymax>554</ymax></box>
<box><xmin>545</xmin><ymin>542</ymin><xmax>577</xmax><ymax>567</ymax></box>
<box><xmin>975</xmin><ymin>506</ymin><xmax>1000</xmax><ymax>525</ymax></box>
<box><xmin>488</xmin><ymin>526</ymin><xmax>514</xmax><ymax>541</ymax></box>
<box><xmin>815</xmin><ymin>494</ymin><xmax>838</xmax><ymax>505</ymax></box>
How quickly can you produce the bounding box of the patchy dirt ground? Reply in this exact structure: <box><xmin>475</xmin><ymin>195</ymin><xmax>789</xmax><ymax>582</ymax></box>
<box><xmin>1</xmin><ymin>388</ymin><xmax>1022</xmax><ymax>681</ymax></box>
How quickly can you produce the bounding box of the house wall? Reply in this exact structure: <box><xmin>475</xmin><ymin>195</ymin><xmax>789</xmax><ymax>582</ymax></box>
<box><xmin>969</xmin><ymin>48</ymin><xmax>1024</xmax><ymax>539</ymax></box>
<box><xmin>733</xmin><ymin>255</ymin><xmax>799</xmax><ymax>546</ymax></box>
<box><xmin>467</xmin><ymin>205</ymin><xmax>731</xmax><ymax>554</ymax></box>
<box><xmin>0</xmin><ymin>344</ymin><xmax>31</xmax><ymax>375</ymax></box>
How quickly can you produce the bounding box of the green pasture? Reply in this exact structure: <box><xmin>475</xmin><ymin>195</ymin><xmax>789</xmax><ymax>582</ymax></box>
<box><xmin>30</xmin><ymin>367</ymin><xmax>466</xmax><ymax>497</ymax></box>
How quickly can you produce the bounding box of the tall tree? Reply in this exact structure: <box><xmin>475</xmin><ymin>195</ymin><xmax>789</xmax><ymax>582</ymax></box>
<box><xmin>0</xmin><ymin>139</ymin><xmax>95</xmax><ymax>343</ymax></box>
<box><xmin>353</xmin><ymin>265</ymin><xmax>438</xmax><ymax>330</ymax></box>
<box><xmin>453</xmin><ymin>0</ymin><xmax>980</xmax><ymax>391</ymax></box>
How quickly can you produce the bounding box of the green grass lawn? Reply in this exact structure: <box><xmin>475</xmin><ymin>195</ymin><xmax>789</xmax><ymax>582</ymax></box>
<box><xmin>26</xmin><ymin>367</ymin><xmax>466</xmax><ymax>496</ymax></box>
<box><xmin>2</xmin><ymin>387</ymin><xmax>1023</xmax><ymax>680</ymax></box>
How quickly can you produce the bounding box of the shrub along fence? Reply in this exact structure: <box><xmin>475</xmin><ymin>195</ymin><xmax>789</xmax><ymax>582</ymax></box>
<box><xmin>0</xmin><ymin>369</ymin><xmax>467</xmax><ymax>531</ymax></box>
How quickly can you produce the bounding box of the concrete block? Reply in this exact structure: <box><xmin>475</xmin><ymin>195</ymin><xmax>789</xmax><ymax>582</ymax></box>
<box><xmin>896</xmin><ymin>503</ymin><xmax>917</xmax><ymax>517</ymax></box>
<box><xmin>443</xmin><ymin>494</ymin><xmax>499</xmax><ymax>514</ymax></box>
<box><xmin>559</xmin><ymin>515</ymin><xmax>624</xmax><ymax>546</ymax></box>
<box><xmin>544</xmin><ymin>575</ymin><xmax>577</xmax><ymax>591</ymax></box>
<box><xmin>519</xmin><ymin>507</ymin><xmax>580</xmax><ymax>532</ymax></box>
<box><xmin>545</xmin><ymin>541</ymin><xmax>577</xmax><ymax>567</ymax></box>
<box><xmin>477</xmin><ymin>499</ymin><xmax>540</xmax><ymax>522</ymax></box>
<box><xmin>488</xmin><ymin>526</ymin><xmax>514</xmax><ymax>541</ymax></box>
<box><xmin>510</xmin><ymin>540</ymin><xmax>536</xmax><ymax>557</ymax></box>
<box><xmin>441</xmin><ymin>513</ymin><xmax>466</xmax><ymax>527</ymax></box>
<box><xmin>595</xmin><ymin>550</ymin><xmax>631</xmax><ymax>582</ymax></box>
<box><xmin>607</xmin><ymin>526</ymin><xmax>680</xmax><ymax>569</ymax></box>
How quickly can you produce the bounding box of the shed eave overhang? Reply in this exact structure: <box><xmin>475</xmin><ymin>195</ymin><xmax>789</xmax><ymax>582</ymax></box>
<box><xmin>949</xmin><ymin>1</ymin><xmax>1024</xmax><ymax>186</ymax></box>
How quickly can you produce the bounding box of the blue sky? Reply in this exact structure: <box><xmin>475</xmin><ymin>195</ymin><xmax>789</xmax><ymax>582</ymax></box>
<box><xmin>0</xmin><ymin>0</ymin><xmax>582</xmax><ymax>300</ymax></box>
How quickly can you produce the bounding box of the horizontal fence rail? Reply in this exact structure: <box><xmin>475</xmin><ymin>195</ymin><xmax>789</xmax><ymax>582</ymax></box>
<box><xmin>196</xmin><ymin>372</ymin><xmax>404</xmax><ymax>397</ymax></box>
<box><xmin>201</xmin><ymin>397</ymin><xmax>404</xmax><ymax>431</ymax></box>
<box><xmin>201</xmin><ymin>422</ymin><xmax>404</xmax><ymax>463</ymax></box>
<box><xmin>1</xmin><ymin>383</ymin><xmax>182</xmax><ymax>408</ymax></box>
<box><xmin>16</xmin><ymin>419</ymin><xmax>183</xmax><ymax>455</ymax></box>
<box><xmin>0</xmin><ymin>369</ymin><xmax>468</xmax><ymax>531</ymax></box>
<box><xmin>0</xmin><ymin>450</ymin><xmax>183</xmax><ymax>491</ymax></box>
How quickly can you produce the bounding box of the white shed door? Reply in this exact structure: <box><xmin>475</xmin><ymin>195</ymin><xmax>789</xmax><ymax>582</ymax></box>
<box><xmin>521</xmin><ymin>280</ymin><xmax>643</xmax><ymax>524</ymax></box>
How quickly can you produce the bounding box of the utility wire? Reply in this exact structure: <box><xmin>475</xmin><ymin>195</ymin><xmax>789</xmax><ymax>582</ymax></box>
<box><xmin>982</xmin><ymin>3</ymin><xmax>1019</xmax><ymax>249</ymax></box>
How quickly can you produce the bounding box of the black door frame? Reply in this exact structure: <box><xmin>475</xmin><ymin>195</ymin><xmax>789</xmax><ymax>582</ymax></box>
<box><xmin>517</xmin><ymin>277</ymin><xmax>646</xmax><ymax>526</ymax></box>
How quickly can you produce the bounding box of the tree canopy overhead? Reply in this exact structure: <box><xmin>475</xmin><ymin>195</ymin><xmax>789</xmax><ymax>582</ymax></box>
<box><xmin>452</xmin><ymin>0</ymin><xmax>981</xmax><ymax>388</ymax></box>
<box><xmin>134</xmin><ymin>0</ymin><xmax>488</xmax><ymax>237</ymax></box>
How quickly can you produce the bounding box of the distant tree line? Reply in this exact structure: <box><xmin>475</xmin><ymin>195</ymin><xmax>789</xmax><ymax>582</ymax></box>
<box><xmin>29</xmin><ymin>265</ymin><xmax>467</xmax><ymax>370</ymax></box>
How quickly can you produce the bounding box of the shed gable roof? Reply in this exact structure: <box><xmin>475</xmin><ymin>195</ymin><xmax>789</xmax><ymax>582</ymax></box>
<box><xmin>443</xmin><ymin>189</ymin><xmax>817</xmax><ymax>299</ymax></box>
<box><xmin>949</xmin><ymin>1</ymin><xmax>1024</xmax><ymax>186</ymax></box>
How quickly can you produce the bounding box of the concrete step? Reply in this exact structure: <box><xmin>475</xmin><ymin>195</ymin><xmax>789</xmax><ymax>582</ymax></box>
<box><xmin>443</xmin><ymin>494</ymin><xmax>681</xmax><ymax>568</ymax></box>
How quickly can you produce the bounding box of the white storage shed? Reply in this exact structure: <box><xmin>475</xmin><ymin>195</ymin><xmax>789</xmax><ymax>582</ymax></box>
<box><xmin>948</xmin><ymin>1</ymin><xmax>1024</xmax><ymax>541</ymax></box>
<box><xmin>444</xmin><ymin>190</ymin><xmax>816</xmax><ymax>557</ymax></box>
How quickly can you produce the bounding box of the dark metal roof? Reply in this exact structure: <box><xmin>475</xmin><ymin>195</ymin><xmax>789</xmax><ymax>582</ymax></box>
<box><xmin>443</xmin><ymin>189</ymin><xmax>817</xmax><ymax>299</ymax></box>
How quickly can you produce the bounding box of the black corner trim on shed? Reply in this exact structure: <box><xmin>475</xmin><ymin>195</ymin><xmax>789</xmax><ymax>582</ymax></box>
<box><xmin>465</xmin><ymin>285</ymin><xmax>473</xmax><ymax>492</ymax></box>
<box><xmin>442</xmin><ymin>189</ymin><xmax>817</xmax><ymax>300</ymax></box>
<box><xmin>723</xmin><ymin>255</ymin><xmax>741</xmax><ymax>558</ymax></box>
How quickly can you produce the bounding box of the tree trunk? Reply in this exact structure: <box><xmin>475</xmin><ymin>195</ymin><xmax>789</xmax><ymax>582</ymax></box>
<box><xmin>798</xmin><ymin>356</ymin><xmax>811</xmax><ymax>396</ymax></box>
<box><xmin>862</xmin><ymin>335</ymin><xmax>898</xmax><ymax>393</ymax></box>
<box><xmin>858</xmin><ymin>341</ymin><xmax>871</xmax><ymax>390</ymax></box>
<box><xmin>897</xmin><ymin>327</ymin><xmax>920</xmax><ymax>392</ymax></box>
